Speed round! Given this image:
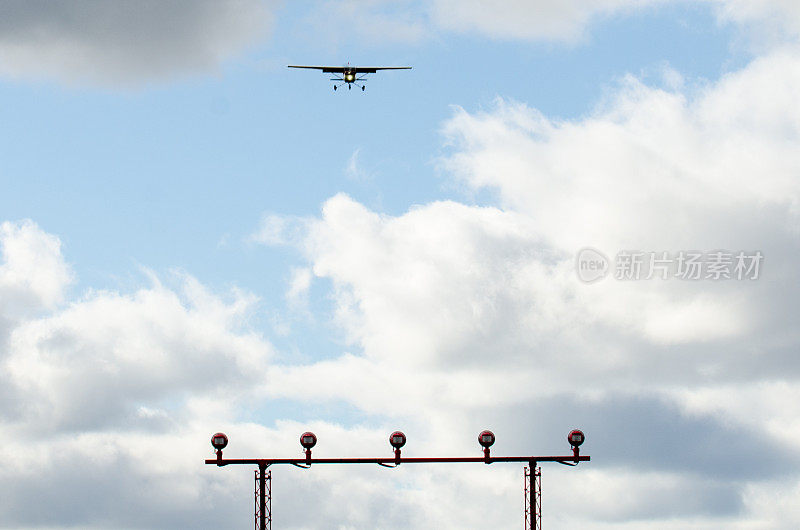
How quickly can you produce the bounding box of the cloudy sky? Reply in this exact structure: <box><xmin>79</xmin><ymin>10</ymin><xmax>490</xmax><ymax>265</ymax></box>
<box><xmin>1</xmin><ymin>0</ymin><xmax>800</xmax><ymax>528</ymax></box>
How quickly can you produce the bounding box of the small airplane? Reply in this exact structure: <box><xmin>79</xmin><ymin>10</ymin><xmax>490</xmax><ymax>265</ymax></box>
<box><xmin>288</xmin><ymin>63</ymin><xmax>411</xmax><ymax>91</ymax></box>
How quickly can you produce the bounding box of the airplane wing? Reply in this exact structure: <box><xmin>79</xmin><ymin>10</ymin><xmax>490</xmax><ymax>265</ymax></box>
<box><xmin>288</xmin><ymin>65</ymin><xmax>346</xmax><ymax>73</ymax></box>
<box><xmin>288</xmin><ymin>65</ymin><xmax>412</xmax><ymax>74</ymax></box>
<box><xmin>353</xmin><ymin>67</ymin><xmax>412</xmax><ymax>73</ymax></box>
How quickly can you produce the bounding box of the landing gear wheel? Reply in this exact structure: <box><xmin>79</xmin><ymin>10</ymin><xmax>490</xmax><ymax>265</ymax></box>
<box><xmin>348</xmin><ymin>84</ymin><xmax>351</xmax><ymax>90</ymax></box>
<box><xmin>362</xmin><ymin>85</ymin><xmax>365</xmax><ymax>91</ymax></box>
<box><xmin>333</xmin><ymin>85</ymin><xmax>337</xmax><ymax>91</ymax></box>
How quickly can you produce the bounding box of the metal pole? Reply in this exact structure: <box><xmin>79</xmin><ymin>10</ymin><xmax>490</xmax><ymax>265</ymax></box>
<box><xmin>529</xmin><ymin>461</ymin><xmax>534</xmax><ymax>530</ymax></box>
<box><xmin>266</xmin><ymin>470</ymin><xmax>272</xmax><ymax>529</ymax></box>
<box><xmin>529</xmin><ymin>461</ymin><xmax>537</xmax><ymax>530</ymax></box>
<box><xmin>259</xmin><ymin>462</ymin><xmax>267</xmax><ymax>530</ymax></box>
<box><xmin>524</xmin><ymin>466</ymin><xmax>529</xmax><ymax>530</ymax></box>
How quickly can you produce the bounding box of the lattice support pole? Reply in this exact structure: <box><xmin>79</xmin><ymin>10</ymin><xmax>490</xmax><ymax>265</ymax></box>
<box><xmin>254</xmin><ymin>466</ymin><xmax>271</xmax><ymax>530</ymax></box>
<box><xmin>524</xmin><ymin>464</ymin><xmax>541</xmax><ymax>530</ymax></box>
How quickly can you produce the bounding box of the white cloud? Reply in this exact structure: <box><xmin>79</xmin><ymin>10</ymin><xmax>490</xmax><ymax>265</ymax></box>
<box><xmin>742</xmin><ymin>478</ymin><xmax>800</xmax><ymax>529</ymax></box>
<box><xmin>285</xmin><ymin>267</ymin><xmax>313</xmax><ymax>312</ymax></box>
<box><xmin>437</xmin><ymin>50</ymin><xmax>800</xmax><ymax>351</ymax></box>
<box><xmin>345</xmin><ymin>147</ymin><xmax>375</xmax><ymax>182</ymax></box>
<box><xmin>303</xmin><ymin>0</ymin><xmax>661</xmax><ymax>44</ymax></box>
<box><xmin>0</xmin><ymin>0</ymin><xmax>275</xmax><ymax>86</ymax></box>
<box><xmin>250</xmin><ymin>213</ymin><xmax>311</xmax><ymax>247</ymax></box>
<box><xmin>673</xmin><ymin>381</ymin><xmax>800</xmax><ymax>445</ymax></box>
<box><xmin>429</xmin><ymin>0</ymin><xmax>800</xmax><ymax>43</ymax></box>
<box><xmin>303</xmin><ymin>0</ymin><xmax>800</xmax><ymax>47</ymax></box>
<box><xmin>300</xmin><ymin>195</ymin><xmax>609</xmax><ymax>369</ymax></box>
<box><xmin>713</xmin><ymin>0</ymin><xmax>800</xmax><ymax>43</ymax></box>
<box><xmin>0</xmin><ymin>223</ymin><xmax>286</xmax><ymax>527</ymax></box>
<box><xmin>5</xmin><ymin>274</ymin><xmax>270</xmax><ymax>432</ymax></box>
<box><xmin>0</xmin><ymin>220</ymin><xmax>73</xmax><ymax>317</ymax></box>
<box><xmin>304</xmin><ymin>0</ymin><xmax>428</xmax><ymax>46</ymax></box>
<box><xmin>441</xmin><ymin>82</ymin><xmax>799</xmax><ymax>251</ymax></box>
<box><xmin>430</xmin><ymin>0</ymin><xmax>659</xmax><ymax>42</ymax></box>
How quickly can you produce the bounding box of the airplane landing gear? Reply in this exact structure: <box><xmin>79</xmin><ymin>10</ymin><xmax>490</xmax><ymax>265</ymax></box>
<box><xmin>362</xmin><ymin>85</ymin><xmax>365</xmax><ymax>91</ymax></box>
<box><xmin>333</xmin><ymin>85</ymin><xmax>337</xmax><ymax>91</ymax></box>
<box><xmin>348</xmin><ymin>84</ymin><xmax>351</xmax><ymax>90</ymax></box>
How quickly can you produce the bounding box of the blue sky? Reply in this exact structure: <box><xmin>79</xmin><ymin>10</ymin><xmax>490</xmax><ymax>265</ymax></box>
<box><xmin>1</xmin><ymin>1</ymin><xmax>800</xmax><ymax>528</ymax></box>
<box><xmin>1</xmin><ymin>1</ymin><xmax>742</xmax><ymax>339</ymax></box>
<box><xmin>0</xmin><ymin>2</ymin><xmax>741</xmax><ymax>295</ymax></box>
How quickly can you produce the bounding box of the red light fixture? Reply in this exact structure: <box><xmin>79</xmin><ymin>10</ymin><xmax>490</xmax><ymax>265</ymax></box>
<box><xmin>478</xmin><ymin>430</ymin><xmax>495</xmax><ymax>462</ymax></box>
<box><xmin>567</xmin><ymin>429</ymin><xmax>585</xmax><ymax>459</ymax></box>
<box><xmin>389</xmin><ymin>431</ymin><xmax>406</xmax><ymax>464</ymax></box>
<box><xmin>300</xmin><ymin>432</ymin><xmax>317</xmax><ymax>465</ymax></box>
